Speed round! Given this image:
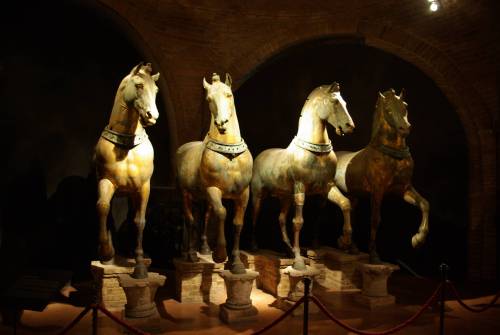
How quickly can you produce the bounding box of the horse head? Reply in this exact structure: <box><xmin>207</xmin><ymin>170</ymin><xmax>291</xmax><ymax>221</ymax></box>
<box><xmin>123</xmin><ymin>62</ymin><xmax>160</xmax><ymax>127</ymax></box>
<box><xmin>203</xmin><ymin>73</ymin><xmax>234</xmax><ymax>134</ymax></box>
<box><xmin>377</xmin><ymin>89</ymin><xmax>411</xmax><ymax>136</ymax></box>
<box><xmin>317</xmin><ymin>82</ymin><xmax>355</xmax><ymax>136</ymax></box>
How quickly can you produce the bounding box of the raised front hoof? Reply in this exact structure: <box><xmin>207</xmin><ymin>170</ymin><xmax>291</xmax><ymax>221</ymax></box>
<box><xmin>213</xmin><ymin>247</ymin><xmax>227</xmax><ymax>263</ymax></box>
<box><xmin>411</xmin><ymin>233</ymin><xmax>427</xmax><ymax>248</ymax></box>
<box><xmin>369</xmin><ymin>251</ymin><xmax>383</xmax><ymax>264</ymax></box>
<box><xmin>131</xmin><ymin>262</ymin><xmax>148</xmax><ymax>279</ymax></box>
<box><xmin>292</xmin><ymin>257</ymin><xmax>307</xmax><ymax>271</ymax></box>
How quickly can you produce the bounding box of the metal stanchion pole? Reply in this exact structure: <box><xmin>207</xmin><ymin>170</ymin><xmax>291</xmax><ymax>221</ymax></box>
<box><xmin>92</xmin><ymin>305</ymin><xmax>98</xmax><ymax>335</ymax></box>
<box><xmin>439</xmin><ymin>263</ymin><xmax>448</xmax><ymax>335</ymax></box>
<box><xmin>303</xmin><ymin>277</ymin><xmax>311</xmax><ymax>335</ymax></box>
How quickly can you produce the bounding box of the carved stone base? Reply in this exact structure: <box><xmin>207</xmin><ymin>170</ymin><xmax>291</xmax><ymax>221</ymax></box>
<box><xmin>117</xmin><ymin>272</ymin><xmax>166</xmax><ymax>319</ymax></box>
<box><xmin>219</xmin><ymin>270</ymin><xmax>259</xmax><ymax>324</ymax></box>
<box><xmin>173</xmin><ymin>253</ymin><xmax>225</xmax><ymax>303</ymax></box>
<box><xmin>307</xmin><ymin>247</ymin><xmax>369</xmax><ymax>292</ymax></box>
<box><xmin>355</xmin><ymin>262</ymin><xmax>399</xmax><ymax>309</ymax></box>
<box><xmin>91</xmin><ymin>257</ymin><xmax>152</xmax><ymax>311</ymax></box>
<box><xmin>240</xmin><ymin>249</ymin><xmax>310</xmax><ymax>298</ymax></box>
<box><xmin>278</xmin><ymin>265</ymin><xmax>320</xmax><ymax>316</ymax></box>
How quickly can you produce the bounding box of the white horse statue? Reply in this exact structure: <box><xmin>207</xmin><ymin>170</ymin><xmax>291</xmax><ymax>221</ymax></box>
<box><xmin>251</xmin><ymin>83</ymin><xmax>355</xmax><ymax>270</ymax></box>
<box><xmin>176</xmin><ymin>73</ymin><xmax>253</xmax><ymax>274</ymax></box>
<box><xmin>94</xmin><ymin>62</ymin><xmax>160</xmax><ymax>278</ymax></box>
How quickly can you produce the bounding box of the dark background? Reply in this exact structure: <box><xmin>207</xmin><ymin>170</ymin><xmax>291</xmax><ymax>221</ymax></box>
<box><xmin>0</xmin><ymin>1</ymin><xmax>468</xmax><ymax>286</ymax></box>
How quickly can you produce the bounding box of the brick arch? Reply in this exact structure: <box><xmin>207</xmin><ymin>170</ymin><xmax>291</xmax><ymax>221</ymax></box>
<box><xmin>229</xmin><ymin>21</ymin><xmax>495</xmax><ymax>281</ymax></box>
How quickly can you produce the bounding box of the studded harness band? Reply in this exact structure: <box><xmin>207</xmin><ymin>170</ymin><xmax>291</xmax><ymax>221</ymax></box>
<box><xmin>206</xmin><ymin>137</ymin><xmax>248</xmax><ymax>157</ymax></box>
<box><xmin>293</xmin><ymin>136</ymin><xmax>333</xmax><ymax>153</ymax></box>
<box><xmin>101</xmin><ymin>126</ymin><xmax>148</xmax><ymax>148</ymax></box>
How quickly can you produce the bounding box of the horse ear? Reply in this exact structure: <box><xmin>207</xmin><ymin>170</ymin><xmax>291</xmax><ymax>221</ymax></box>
<box><xmin>152</xmin><ymin>73</ymin><xmax>160</xmax><ymax>82</ymax></box>
<box><xmin>203</xmin><ymin>77</ymin><xmax>211</xmax><ymax>90</ymax></box>
<box><xmin>378</xmin><ymin>92</ymin><xmax>385</xmax><ymax>99</ymax></box>
<box><xmin>399</xmin><ymin>88</ymin><xmax>406</xmax><ymax>100</ymax></box>
<box><xmin>225</xmin><ymin>73</ymin><xmax>232</xmax><ymax>88</ymax></box>
<box><xmin>328</xmin><ymin>82</ymin><xmax>340</xmax><ymax>93</ymax></box>
<box><xmin>132</xmin><ymin>62</ymin><xmax>144</xmax><ymax>75</ymax></box>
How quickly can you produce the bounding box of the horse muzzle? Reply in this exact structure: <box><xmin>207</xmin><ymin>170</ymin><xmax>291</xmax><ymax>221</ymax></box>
<box><xmin>336</xmin><ymin>122</ymin><xmax>355</xmax><ymax>136</ymax></box>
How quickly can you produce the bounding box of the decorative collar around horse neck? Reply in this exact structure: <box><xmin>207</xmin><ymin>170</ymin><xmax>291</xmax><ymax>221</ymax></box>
<box><xmin>372</xmin><ymin>143</ymin><xmax>411</xmax><ymax>160</ymax></box>
<box><xmin>101</xmin><ymin>126</ymin><xmax>147</xmax><ymax>148</ymax></box>
<box><xmin>206</xmin><ymin>137</ymin><xmax>248</xmax><ymax>157</ymax></box>
<box><xmin>293</xmin><ymin>136</ymin><xmax>332</xmax><ymax>153</ymax></box>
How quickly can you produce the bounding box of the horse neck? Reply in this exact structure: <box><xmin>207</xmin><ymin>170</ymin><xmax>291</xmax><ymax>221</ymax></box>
<box><xmin>208</xmin><ymin>110</ymin><xmax>242</xmax><ymax>144</ymax></box>
<box><xmin>296</xmin><ymin>98</ymin><xmax>330</xmax><ymax>144</ymax></box>
<box><xmin>107</xmin><ymin>94</ymin><xmax>143</xmax><ymax>135</ymax></box>
<box><xmin>370</xmin><ymin>103</ymin><xmax>407</xmax><ymax>149</ymax></box>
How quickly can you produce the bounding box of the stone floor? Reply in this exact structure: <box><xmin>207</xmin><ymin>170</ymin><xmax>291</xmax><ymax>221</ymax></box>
<box><xmin>0</xmin><ymin>272</ymin><xmax>499</xmax><ymax>335</ymax></box>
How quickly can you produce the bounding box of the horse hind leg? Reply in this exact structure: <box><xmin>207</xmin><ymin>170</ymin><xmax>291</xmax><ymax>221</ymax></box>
<box><xmin>97</xmin><ymin>179</ymin><xmax>116</xmax><ymax>264</ymax></box>
<box><xmin>369</xmin><ymin>193</ymin><xmax>383</xmax><ymax>264</ymax></box>
<box><xmin>291</xmin><ymin>183</ymin><xmax>306</xmax><ymax>270</ymax></box>
<box><xmin>250</xmin><ymin>181</ymin><xmax>264</xmax><ymax>251</ymax></box>
<box><xmin>206</xmin><ymin>186</ymin><xmax>227</xmax><ymax>263</ymax></box>
<box><xmin>404</xmin><ymin>186</ymin><xmax>430</xmax><ymax>248</ymax></box>
<box><xmin>182</xmin><ymin>190</ymin><xmax>199</xmax><ymax>263</ymax></box>
<box><xmin>199</xmin><ymin>204</ymin><xmax>212</xmax><ymax>255</ymax></box>
<box><xmin>278</xmin><ymin>197</ymin><xmax>293</xmax><ymax>253</ymax></box>
<box><xmin>230</xmin><ymin>186</ymin><xmax>250</xmax><ymax>274</ymax></box>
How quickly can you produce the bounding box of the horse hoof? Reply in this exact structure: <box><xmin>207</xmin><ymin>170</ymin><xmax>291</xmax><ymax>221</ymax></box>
<box><xmin>187</xmin><ymin>251</ymin><xmax>199</xmax><ymax>263</ymax></box>
<box><xmin>337</xmin><ymin>236</ymin><xmax>351</xmax><ymax>251</ymax></box>
<box><xmin>199</xmin><ymin>245</ymin><xmax>211</xmax><ymax>255</ymax></box>
<box><xmin>132</xmin><ymin>262</ymin><xmax>148</xmax><ymax>279</ymax></box>
<box><xmin>230</xmin><ymin>262</ymin><xmax>246</xmax><ymax>275</ymax></box>
<box><xmin>98</xmin><ymin>245</ymin><xmax>115</xmax><ymax>264</ymax></box>
<box><xmin>292</xmin><ymin>258</ymin><xmax>307</xmax><ymax>271</ymax></box>
<box><xmin>213</xmin><ymin>247</ymin><xmax>227</xmax><ymax>263</ymax></box>
<box><xmin>411</xmin><ymin>233</ymin><xmax>426</xmax><ymax>248</ymax></box>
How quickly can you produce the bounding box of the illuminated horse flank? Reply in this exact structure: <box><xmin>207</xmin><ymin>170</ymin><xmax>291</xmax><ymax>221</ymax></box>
<box><xmin>334</xmin><ymin>89</ymin><xmax>429</xmax><ymax>263</ymax></box>
<box><xmin>251</xmin><ymin>83</ymin><xmax>355</xmax><ymax>270</ymax></box>
<box><xmin>94</xmin><ymin>62</ymin><xmax>160</xmax><ymax>278</ymax></box>
<box><xmin>176</xmin><ymin>73</ymin><xmax>253</xmax><ymax>274</ymax></box>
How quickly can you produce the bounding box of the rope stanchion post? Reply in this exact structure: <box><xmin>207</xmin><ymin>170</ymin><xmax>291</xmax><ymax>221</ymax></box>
<box><xmin>92</xmin><ymin>305</ymin><xmax>98</xmax><ymax>335</ymax></box>
<box><xmin>303</xmin><ymin>277</ymin><xmax>311</xmax><ymax>335</ymax></box>
<box><xmin>439</xmin><ymin>263</ymin><xmax>449</xmax><ymax>335</ymax></box>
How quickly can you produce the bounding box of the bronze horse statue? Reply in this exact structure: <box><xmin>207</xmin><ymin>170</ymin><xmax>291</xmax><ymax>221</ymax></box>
<box><xmin>251</xmin><ymin>83</ymin><xmax>355</xmax><ymax>270</ymax></box>
<box><xmin>176</xmin><ymin>73</ymin><xmax>253</xmax><ymax>274</ymax></box>
<box><xmin>334</xmin><ymin>89</ymin><xmax>429</xmax><ymax>263</ymax></box>
<box><xmin>94</xmin><ymin>62</ymin><xmax>160</xmax><ymax>278</ymax></box>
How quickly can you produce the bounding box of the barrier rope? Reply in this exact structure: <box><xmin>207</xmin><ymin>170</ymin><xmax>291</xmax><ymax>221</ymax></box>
<box><xmin>57</xmin><ymin>305</ymin><xmax>92</xmax><ymax>335</ymax></box>
<box><xmin>310</xmin><ymin>283</ymin><xmax>443</xmax><ymax>335</ymax></box>
<box><xmin>250</xmin><ymin>296</ymin><xmax>306</xmax><ymax>335</ymax></box>
<box><xmin>447</xmin><ymin>282</ymin><xmax>500</xmax><ymax>313</ymax></box>
<box><xmin>97</xmin><ymin>305</ymin><xmax>151</xmax><ymax>335</ymax></box>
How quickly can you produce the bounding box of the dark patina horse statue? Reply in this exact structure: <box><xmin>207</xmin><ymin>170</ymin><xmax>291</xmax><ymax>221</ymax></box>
<box><xmin>334</xmin><ymin>89</ymin><xmax>429</xmax><ymax>263</ymax></box>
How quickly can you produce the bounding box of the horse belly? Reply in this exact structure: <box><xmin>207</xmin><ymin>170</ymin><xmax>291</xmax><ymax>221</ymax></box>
<box><xmin>335</xmin><ymin>150</ymin><xmax>363</xmax><ymax>193</ymax></box>
<box><xmin>253</xmin><ymin>149</ymin><xmax>292</xmax><ymax>195</ymax></box>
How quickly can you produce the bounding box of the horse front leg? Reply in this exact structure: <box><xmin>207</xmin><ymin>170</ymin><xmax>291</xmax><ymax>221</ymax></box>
<box><xmin>327</xmin><ymin>185</ymin><xmax>355</xmax><ymax>253</ymax></box>
<box><xmin>97</xmin><ymin>179</ymin><xmax>116</xmax><ymax>264</ymax></box>
<box><xmin>206</xmin><ymin>187</ymin><xmax>227</xmax><ymax>263</ymax></box>
<box><xmin>292</xmin><ymin>183</ymin><xmax>306</xmax><ymax>271</ymax></box>
<box><xmin>131</xmin><ymin>181</ymin><xmax>150</xmax><ymax>279</ymax></box>
<box><xmin>404</xmin><ymin>186</ymin><xmax>430</xmax><ymax>248</ymax></box>
<box><xmin>182</xmin><ymin>190</ymin><xmax>199</xmax><ymax>263</ymax></box>
<box><xmin>369</xmin><ymin>193</ymin><xmax>383</xmax><ymax>264</ymax></box>
<box><xmin>200</xmin><ymin>204</ymin><xmax>212</xmax><ymax>255</ymax></box>
<box><xmin>231</xmin><ymin>186</ymin><xmax>250</xmax><ymax>274</ymax></box>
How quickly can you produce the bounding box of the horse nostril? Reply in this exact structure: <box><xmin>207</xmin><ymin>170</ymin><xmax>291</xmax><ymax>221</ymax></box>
<box><xmin>146</xmin><ymin>111</ymin><xmax>152</xmax><ymax>119</ymax></box>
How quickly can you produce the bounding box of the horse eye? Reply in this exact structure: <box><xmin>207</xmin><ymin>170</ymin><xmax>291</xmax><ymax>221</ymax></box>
<box><xmin>226</xmin><ymin>93</ymin><xmax>233</xmax><ymax>98</ymax></box>
<box><xmin>135</xmin><ymin>83</ymin><xmax>144</xmax><ymax>89</ymax></box>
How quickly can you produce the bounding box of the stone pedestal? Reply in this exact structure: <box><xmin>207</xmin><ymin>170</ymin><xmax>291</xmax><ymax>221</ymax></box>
<box><xmin>117</xmin><ymin>272</ymin><xmax>166</xmax><ymax>334</ymax></box>
<box><xmin>354</xmin><ymin>263</ymin><xmax>399</xmax><ymax>309</ymax></box>
<box><xmin>275</xmin><ymin>265</ymin><xmax>320</xmax><ymax>316</ymax></box>
<box><xmin>241</xmin><ymin>249</ymin><xmax>310</xmax><ymax>298</ymax></box>
<box><xmin>307</xmin><ymin>247</ymin><xmax>369</xmax><ymax>291</ymax></box>
<box><xmin>219</xmin><ymin>270</ymin><xmax>259</xmax><ymax>324</ymax></box>
<box><xmin>173</xmin><ymin>253</ymin><xmax>226</xmax><ymax>303</ymax></box>
<box><xmin>91</xmin><ymin>257</ymin><xmax>152</xmax><ymax>311</ymax></box>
